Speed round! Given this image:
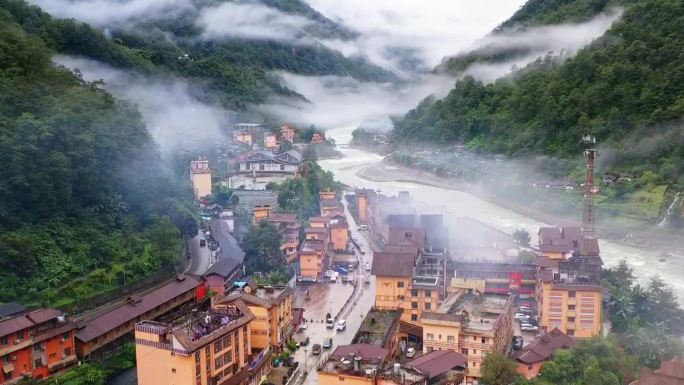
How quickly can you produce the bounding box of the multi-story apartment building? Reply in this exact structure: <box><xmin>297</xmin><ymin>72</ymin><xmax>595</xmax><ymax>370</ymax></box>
<box><xmin>421</xmin><ymin>290</ymin><xmax>515</xmax><ymax>383</ymax></box>
<box><xmin>266</xmin><ymin>213</ymin><xmax>300</xmax><ymax>262</ymax></box>
<box><xmin>450</xmin><ymin>262</ymin><xmax>537</xmax><ymax>300</ymax></box>
<box><xmin>0</xmin><ymin>308</ymin><xmax>76</xmax><ymax>384</ymax></box>
<box><xmin>263</xmin><ymin>133</ymin><xmax>277</xmax><ymax>149</ymax></box>
<box><xmin>216</xmin><ymin>279</ymin><xmax>295</xmax><ymax>352</ymax></box>
<box><xmin>371</xmin><ymin>246</ymin><xmax>447</xmax><ymax>335</ymax></box>
<box><xmin>229</xmin><ymin>150</ymin><xmax>302</xmax><ymax>190</ymax></box>
<box><xmin>135</xmin><ymin>300</ymin><xmax>270</xmax><ymax>385</ymax></box>
<box><xmin>298</xmin><ymin>239</ymin><xmax>328</xmax><ymax>282</ymax></box>
<box><xmin>190</xmin><ymin>157</ymin><xmax>212</xmax><ymax>199</ymax></box>
<box><xmin>279</xmin><ymin>125</ymin><xmax>294</xmax><ymax>143</ymax></box>
<box><xmin>536</xmin><ymin>227</ymin><xmax>602</xmax><ymax>338</ymax></box>
<box><xmin>329</xmin><ymin>214</ymin><xmax>350</xmax><ymax>251</ymax></box>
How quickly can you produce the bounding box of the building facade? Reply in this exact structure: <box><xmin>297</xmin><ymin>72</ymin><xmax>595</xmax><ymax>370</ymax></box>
<box><xmin>191</xmin><ymin>157</ymin><xmax>212</xmax><ymax>199</ymax></box>
<box><xmin>0</xmin><ymin>309</ymin><xmax>76</xmax><ymax>384</ymax></box>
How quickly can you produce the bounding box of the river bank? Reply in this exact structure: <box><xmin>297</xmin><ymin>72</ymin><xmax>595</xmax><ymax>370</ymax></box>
<box><xmin>354</xmin><ymin>152</ymin><xmax>682</xmax><ymax>256</ymax></box>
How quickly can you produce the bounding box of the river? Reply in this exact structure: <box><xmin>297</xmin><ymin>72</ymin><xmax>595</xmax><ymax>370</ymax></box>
<box><xmin>319</xmin><ymin>125</ymin><xmax>684</xmax><ymax>305</ymax></box>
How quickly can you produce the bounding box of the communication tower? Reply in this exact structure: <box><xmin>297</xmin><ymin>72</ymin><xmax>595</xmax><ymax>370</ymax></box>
<box><xmin>581</xmin><ymin>135</ymin><xmax>598</xmax><ymax>239</ymax></box>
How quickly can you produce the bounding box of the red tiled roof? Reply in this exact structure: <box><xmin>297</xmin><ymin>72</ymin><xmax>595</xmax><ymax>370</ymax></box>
<box><xmin>267</xmin><ymin>213</ymin><xmax>298</xmax><ymax>223</ymax></box>
<box><xmin>26</xmin><ymin>309</ymin><xmax>61</xmax><ymax>324</ymax></box>
<box><xmin>631</xmin><ymin>358</ymin><xmax>684</xmax><ymax>385</ymax></box>
<box><xmin>512</xmin><ymin>328</ymin><xmax>574</xmax><ymax>364</ymax></box>
<box><xmin>0</xmin><ymin>314</ymin><xmax>35</xmax><ymax>337</ymax></box>
<box><xmin>406</xmin><ymin>350</ymin><xmax>466</xmax><ymax>379</ymax></box>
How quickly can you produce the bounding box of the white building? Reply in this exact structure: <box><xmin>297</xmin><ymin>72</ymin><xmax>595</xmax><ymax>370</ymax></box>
<box><xmin>228</xmin><ymin>150</ymin><xmax>303</xmax><ymax>190</ymax></box>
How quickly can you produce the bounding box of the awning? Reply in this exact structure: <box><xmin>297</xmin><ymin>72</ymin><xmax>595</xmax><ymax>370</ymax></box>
<box><xmin>3</xmin><ymin>363</ymin><xmax>14</xmax><ymax>374</ymax></box>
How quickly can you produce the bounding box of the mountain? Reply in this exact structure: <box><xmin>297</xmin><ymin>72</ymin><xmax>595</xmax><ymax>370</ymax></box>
<box><xmin>0</xmin><ymin>2</ymin><xmax>198</xmax><ymax>307</ymax></box>
<box><xmin>394</xmin><ymin>0</ymin><xmax>684</xmax><ymax>224</ymax></box>
<box><xmin>4</xmin><ymin>0</ymin><xmax>395</xmax><ymax>110</ymax></box>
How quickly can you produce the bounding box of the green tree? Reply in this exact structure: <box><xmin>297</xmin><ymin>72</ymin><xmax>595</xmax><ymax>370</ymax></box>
<box><xmin>512</xmin><ymin>228</ymin><xmax>531</xmax><ymax>247</ymax></box>
<box><xmin>481</xmin><ymin>352</ymin><xmax>519</xmax><ymax>385</ymax></box>
<box><xmin>242</xmin><ymin>221</ymin><xmax>284</xmax><ymax>274</ymax></box>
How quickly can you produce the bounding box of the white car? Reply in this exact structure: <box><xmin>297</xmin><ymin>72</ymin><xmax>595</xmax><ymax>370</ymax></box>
<box><xmin>336</xmin><ymin>320</ymin><xmax>347</xmax><ymax>331</ymax></box>
<box><xmin>405</xmin><ymin>347</ymin><xmax>416</xmax><ymax>358</ymax></box>
<box><xmin>515</xmin><ymin>313</ymin><xmax>530</xmax><ymax>320</ymax></box>
<box><xmin>348</xmin><ymin>276</ymin><xmax>355</xmax><ymax>284</ymax></box>
<box><xmin>365</xmin><ymin>263</ymin><xmax>371</xmax><ymax>271</ymax></box>
<box><xmin>357</xmin><ymin>225</ymin><xmax>368</xmax><ymax>231</ymax></box>
<box><xmin>521</xmin><ymin>324</ymin><xmax>539</xmax><ymax>332</ymax></box>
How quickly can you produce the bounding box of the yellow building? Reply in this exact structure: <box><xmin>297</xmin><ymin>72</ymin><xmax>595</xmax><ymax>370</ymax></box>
<box><xmin>266</xmin><ymin>213</ymin><xmax>300</xmax><ymax>263</ymax></box>
<box><xmin>298</xmin><ymin>239</ymin><xmax>327</xmax><ymax>282</ymax></box>
<box><xmin>371</xmin><ymin>249</ymin><xmax>443</xmax><ymax>326</ymax></box>
<box><xmin>234</xmin><ymin>129</ymin><xmax>253</xmax><ymax>146</ymax></box>
<box><xmin>216</xmin><ymin>283</ymin><xmax>295</xmax><ymax>352</ymax></box>
<box><xmin>536</xmin><ymin>227</ymin><xmax>602</xmax><ymax>338</ymax></box>
<box><xmin>308</xmin><ymin>216</ymin><xmax>329</xmax><ymax>228</ymax></box>
<box><xmin>421</xmin><ymin>290</ymin><xmax>515</xmax><ymax>382</ymax></box>
<box><xmin>264</xmin><ymin>132</ymin><xmax>277</xmax><ymax>149</ymax></box>
<box><xmin>135</xmin><ymin>300</ymin><xmax>271</xmax><ymax>385</ymax></box>
<box><xmin>190</xmin><ymin>157</ymin><xmax>212</xmax><ymax>199</ymax></box>
<box><xmin>356</xmin><ymin>189</ymin><xmax>369</xmax><ymax>224</ymax></box>
<box><xmin>252</xmin><ymin>205</ymin><xmax>272</xmax><ymax>225</ymax></box>
<box><xmin>330</xmin><ymin>214</ymin><xmax>349</xmax><ymax>251</ymax></box>
<box><xmin>318</xmin><ymin>344</ymin><xmax>389</xmax><ymax>385</ymax></box>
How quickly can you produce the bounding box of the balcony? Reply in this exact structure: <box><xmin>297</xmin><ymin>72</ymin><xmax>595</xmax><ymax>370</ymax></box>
<box><xmin>459</xmin><ymin>341</ymin><xmax>491</xmax><ymax>350</ymax></box>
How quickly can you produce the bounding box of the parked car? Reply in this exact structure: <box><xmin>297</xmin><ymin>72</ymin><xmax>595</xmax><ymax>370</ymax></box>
<box><xmin>312</xmin><ymin>344</ymin><xmax>322</xmax><ymax>355</ymax></box>
<box><xmin>323</xmin><ymin>338</ymin><xmax>333</xmax><ymax>349</ymax></box>
<box><xmin>200</xmin><ymin>239</ymin><xmax>206</xmax><ymax>247</ymax></box>
<box><xmin>348</xmin><ymin>264</ymin><xmax>355</xmax><ymax>271</ymax></box>
<box><xmin>336</xmin><ymin>320</ymin><xmax>347</xmax><ymax>331</ymax></box>
<box><xmin>341</xmin><ymin>275</ymin><xmax>348</xmax><ymax>283</ymax></box>
<box><xmin>357</xmin><ymin>225</ymin><xmax>368</xmax><ymax>231</ymax></box>
<box><xmin>365</xmin><ymin>263</ymin><xmax>371</xmax><ymax>271</ymax></box>
<box><xmin>519</xmin><ymin>305</ymin><xmax>532</xmax><ymax>312</ymax></box>
<box><xmin>515</xmin><ymin>313</ymin><xmax>530</xmax><ymax>320</ymax></box>
<box><xmin>300</xmin><ymin>337</ymin><xmax>310</xmax><ymax>346</ymax></box>
<box><xmin>325</xmin><ymin>318</ymin><xmax>335</xmax><ymax>329</ymax></box>
<box><xmin>405</xmin><ymin>347</ymin><xmax>416</xmax><ymax>358</ymax></box>
<box><xmin>521</xmin><ymin>324</ymin><xmax>539</xmax><ymax>332</ymax></box>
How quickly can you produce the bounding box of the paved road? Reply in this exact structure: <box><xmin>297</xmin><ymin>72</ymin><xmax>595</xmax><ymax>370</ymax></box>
<box><xmin>292</xmin><ymin>193</ymin><xmax>377</xmax><ymax>385</ymax></box>
<box><xmin>185</xmin><ymin>230</ymin><xmax>214</xmax><ymax>275</ymax></box>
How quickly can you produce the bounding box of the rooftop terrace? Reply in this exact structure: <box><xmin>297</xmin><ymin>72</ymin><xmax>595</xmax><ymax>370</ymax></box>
<box><xmin>425</xmin><ymin>291</ymin><xmax>512</xmax><ymax>332</ymax></box>
<box><xmin>353</xmin><ymin>309</ymin><xmax>401</xmax><ymax>347</ymax></box>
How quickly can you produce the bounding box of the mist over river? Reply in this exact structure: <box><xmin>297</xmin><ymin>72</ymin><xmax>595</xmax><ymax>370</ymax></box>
<box><xmin>319</xmin><ymin>125</ymin><xmax>684</xmax><ymax>306</ymax></box>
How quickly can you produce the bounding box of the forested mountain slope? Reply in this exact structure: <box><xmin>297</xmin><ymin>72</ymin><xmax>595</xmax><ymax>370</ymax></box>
<box><xmin>0</xmin><ymin>6</ymin><xmax>197</xmax><ymax>307</ymax></box>
<box><xmin>395</xmin><ymin>0</ymin><xmax>684</xmax><ymax>193</ymax></box>
<box><xmin>3</xmin><ymin>0</ymin><xmax>394</xmax><ymax>110</ymax></box>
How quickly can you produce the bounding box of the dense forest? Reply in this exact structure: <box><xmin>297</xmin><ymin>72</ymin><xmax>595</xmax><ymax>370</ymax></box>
<box><xmin>395</xmin><ymin>0</ymin><xmax>684</xmax><ymax>221</ymax></box>
<box><xmin>1</xmin><ymin>0</ymin><xmax>394</xmax><ymax>111</ymax></box>
<box><xmin>0</xmin><ymin>4</ymin><xmax>197</xmax><ymax>308</ymax></box>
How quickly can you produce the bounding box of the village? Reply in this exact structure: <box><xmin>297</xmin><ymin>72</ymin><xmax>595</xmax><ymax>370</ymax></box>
<box><xmin>0</xmin><ymin>124</ymin><xmax>680</xmax><ymax>385</ymax></box>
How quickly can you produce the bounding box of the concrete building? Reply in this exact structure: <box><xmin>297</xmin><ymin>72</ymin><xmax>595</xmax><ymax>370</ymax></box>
<box><xmin>318</xmin><ymin>344</ymin><xmax>390</xmax><ymax>385</ymax></box>
<box><xmin>228</xmin><ymin>150</ymin><xmax>302</xmax><ymax>190</ymax></box>
<box><xmin>75</xmin><ymin>275</ymin><xmax>204</xmax><ymax>360</ymax></box>
<box><xmin>190</xmin><ymin>157</ymin><xmax>212</xmax><ymax>199</ymax></box>
<box><xmin>216</xmin><ymin>279</ymin><xmax>295</xmax><ymax>352</ymax></box>
<box><xmin>263</xmin><ymin>133</ymin><xmax>277</xmax><ymax>149</ymax></box>
<box><xmin>266</xmin><ymin>213</ymin><xmax>300</xmax><ymax>263</ymax></box>
<box><xmin>330</xmin><ymin>214</ymin><xmax>350</xmax><ymax>251</ymax></box>
<box><xmin>298</xmin><ymin>239</ymin><xmax>329</xmax><ymax>282</ymax></box>
<box><xmin>449</xmin><ymin>262</ymin><xmax>537</xmax><ymax>300</ymax></box>
<box><xmin>371</xmin><ymin>245</ymin><xmax>447</xmax><ymax>342</ymax></box>
<box><xmin>0</xmin><ymin>308</ymin><xmax>76</xmax><ymax>384</ymax></box>
<box><xmin>135</xmin><ymin>300</ymin><xmax>270</xmax><ymax>385</ymax></box>
<box><xmin>280</xmin><ymin>125</ymin><xmax>294</xmax><ymax>143</ymax></box>
<box><xmin>319</xmin><ymin>189</ymin><xmax>340</xmax><ymax>217</ymax></box>
<box><xmin>420</xmin><ymin>290</ymin><xmax>515</xmax><ymax>382</ymax></box>
<box><xmin>536</xmin><ymin>227</ymin><xmax>602</xmax><ymax>338</ymax></box>
<box><xmin>512</xmin><ymin>328</ymin><xmax>574</xmax><ymax>379</ymax></box>
<box><xmin>352</xmin><ymin>309</ymin><xmax>402</xmax><ymax>354</ymax></box>
<box><xmin>311</xmin><ymin>133</ymin><xmax>324</xmax><ymax>144</ymax></box>
<box><xmin>252</xmin><ymin>205</ymin><xmax>272</xmax><ymax>225</ymax></box>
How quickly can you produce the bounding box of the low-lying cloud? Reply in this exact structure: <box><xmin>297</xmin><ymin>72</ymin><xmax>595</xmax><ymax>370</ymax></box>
<box><xmin>257</xmin><ymin>72</ymin><xmax>454</xmax><ymax>129</ymax></box>
<box><xmin>53</xmin><ymin>55</ymin><xmax>232</xmax><ymax>152</ymax></box>
<box><xmin>30</xmin><ymin>0</ymin><xmax>189</xmax><ymax>27</ymax></box>
<box><xmin>198</xmin><ymin>3</ymin><xmax>312</xmax><ymax>42</ymax></box>
<box><xmin>453</xmin><ymin>10</ymin><xmax>623</xmax><ymax>82</ymax></box>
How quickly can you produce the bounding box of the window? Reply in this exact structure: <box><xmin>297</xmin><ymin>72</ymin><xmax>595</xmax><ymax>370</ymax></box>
<box><xmin>528</xmin><ymin>363</ymin><xmax>533</xmax><ymax>370</ymax></box>
<box><xmin>404</xmin><ymin>232</ymin><xmax>412</xmax><ymax>239</ymax></box>
<box><xmin>1</xmin><ymin>355</ymin><xmax>9</xmax><ymax>363</ymax></box>
<box><xmin>473</xmin><ymin>336</ymin><xmax>477</xmax><ymax>341</ymax></box>
<box><xmin>411</xmin><ymin>314</ymin><xmax>418</xmax><ymax>321</ymax></box>
<box><xmin>4</xmin><ymin>372</ymin><xmax>11</xmax><ymax>381</ymax></box>
<box><xmin>424</xmin><ymin>303</ymin><xmax>431</xmax><ymax>311</ymax></box>
<box><xmin>411</xmin><ymin>302</ymin><xmax>418</xmax><ymax>309</ymax></box>
<box><xmin>195</xmin><ymin>352</ymin><xmax>200</xmax><ymax>363</ymax></box>
<box><xmin>461</xmin><ymin>349</ymin><xmax>468</xmax><ymax>355</ymax></box>
<box><xmin>62</xmin><ymin>332</ymin><xmax>70</xmax><ymax>341</ymax></box>
<box><xmin>214</xmin><ymin>340</ymin><xmax>222</xmax><ymax>353</ymax></box>
<box><xmin>568</xmin><ymin>305</ymin><xmax>576</xmax><ymax>310</ymax></box>
<box><xmin>569</xmin><ymin>291</ymin><xmax>576</xmax><ymax>298</ymax></box>
<box><xmin>472</xmin><ymin>362</ymin><xmax>477</xmax><ymax>368</ymax></box>
<box><xmin>473</xmin><ymin>349</ymin><xmax>477</xmax><ymax>354</ymax></box>
<box><xmin>280</xmin><ymin>165</ymin><xmax>285</xmax><ymax>171</ymax></box>
<box><xmin>34</xmin><ymin>358</ymin><xmax>43</xmax><ymax>368</ymax></box>
<box><xmin>411</xmin><ymin>289</ymin><xmax>418</xmax><ymax>297</ymax></box>
<box><xmin>397</xmin><ymin>282</ymin><xmax>404</xmax><ymax>288</ymax></box>
<box><xmin>1</xmin><ymin>336</ymin><xmax>7</xmax><ymax>346</ymax></box>
<box><xmin>259</xmin><ymin>164</ymin><xmax>265</xmax><ymax>171</ymax></box>
<box><xmin>171</xmin><ymin>368</ymin><xmax>176</xmax><ymax>374</ymax></box>
<box><xmin>567</xmin><ymin>317</ymin><xmax>576</xmax><ymax>322</ymax></box>
<box><xmin>223</xmin><ymin>336</ymin><xmax>231</xmax><ymax>348</ymax></box>
<box><xmin>215</xmin><ymin>356</ymin><xmax>224</xmax><ymax>370</ymax></box>
<box><xmin>567</xmin><ymin>329</ymin><xmax>575</xmax><ymax>336</ymax></box>
<box><xmin>426</xmin><ymin>333</ymin><xmax>434</xmax><ymax>341</ymax></box>
<box><xmin>482</xmin><ymin>351</ymin><xmax>488</xmax><ymax>358</ymax></box>
<box><xmin>447</xmin><ymin>336</ymin><xmax>455</xmax><ymax>343</ymax></box>
<box><xmin>481</xmin><ymin>337</ymin><xmax>487</xmax><ymax>344</ymax></box>
<box><xmin>424</xmin><ymin>290</ymin><xmax>431</xmax><ymax>297</ymax></box>
<box><xmin>64</xmin><ymin>347</ymin><xmax>72</xmax><ymax>357</ymax></box>
<box><xmin>223</xmin><ymin>351</ymin><xmax>233</xmax><ymax>364</ymax></box>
